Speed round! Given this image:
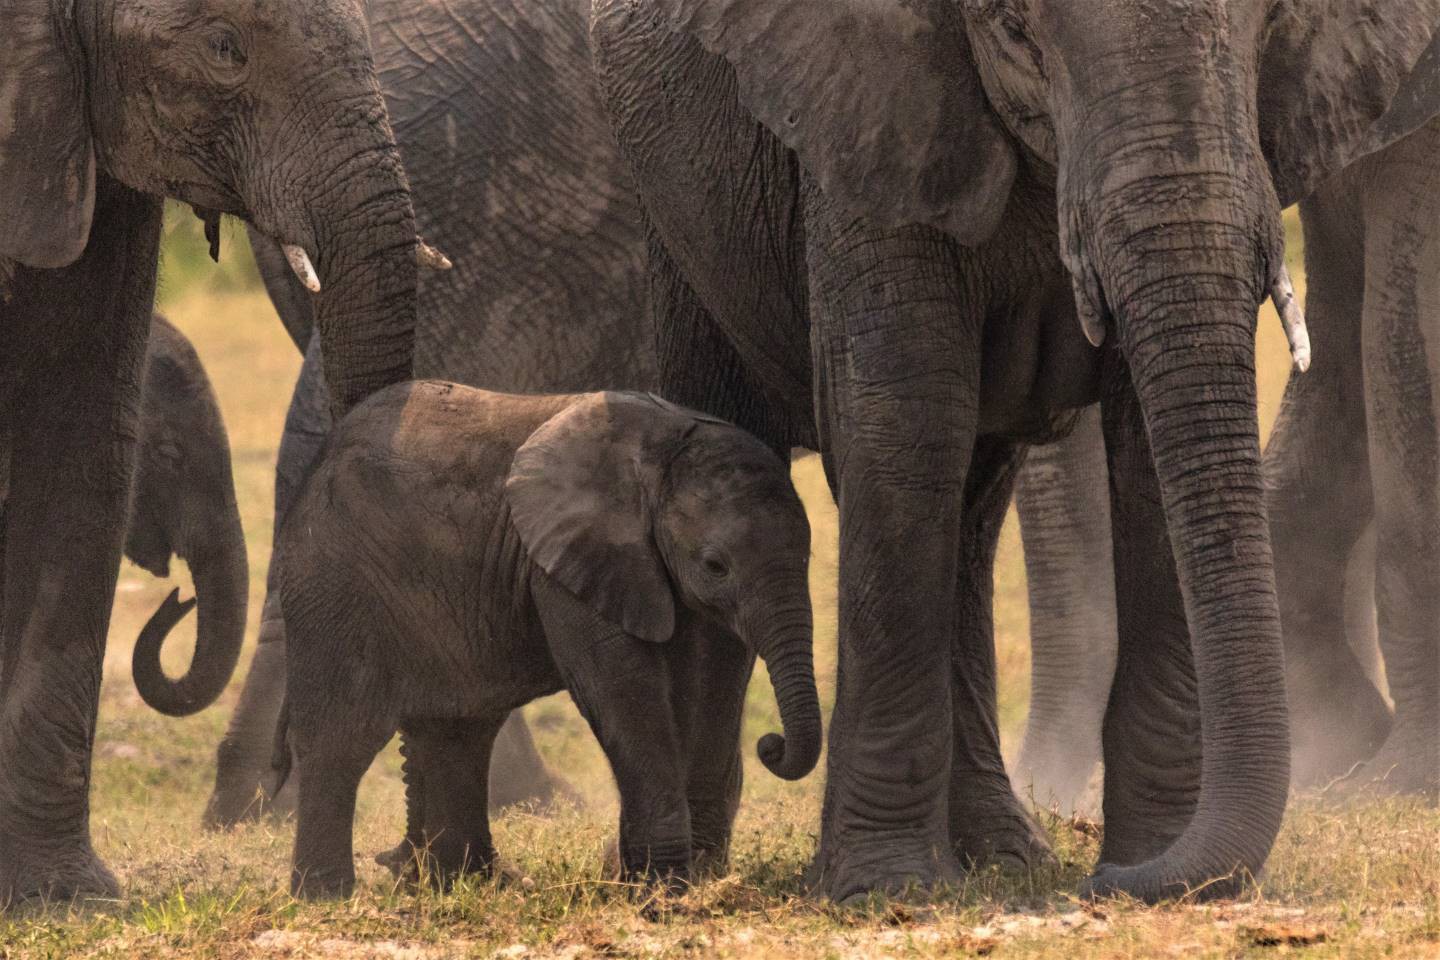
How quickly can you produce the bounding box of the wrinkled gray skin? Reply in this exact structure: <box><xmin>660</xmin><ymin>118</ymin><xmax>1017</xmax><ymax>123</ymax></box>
<box><xmin>125</xmin><ymin>315</ymin><xmax>248</xmax><ymax>722</ymax></box>
<box><xmin>0</xmin><ymin>0</ymin><xmax>419</xmax><ymax>904</ymax></box>
<box><xmin>1016</xmin><ymin>130</ymin><xmax>1440</xmax><ymax>808</ymax></box>
<box><xmin>204</xmin><ymin>0</ymin><xmax>652</xmax><ymax>831</ymax></box>
<box><xmin>592</xmin><ymin>0</ymin><xmax>1440</xmax><ymax>902</ymax></box>
<box><xmin>280</xmin><ymin>385</ymin><xmax>820</xmax><ymax>899</ymax></box>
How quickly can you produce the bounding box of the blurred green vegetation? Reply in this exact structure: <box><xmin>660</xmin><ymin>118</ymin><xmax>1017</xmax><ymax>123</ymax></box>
<box><xmin>155</xmin><ymin>203</ymin><xmax>263</xmax><ymax>308</ymax></box>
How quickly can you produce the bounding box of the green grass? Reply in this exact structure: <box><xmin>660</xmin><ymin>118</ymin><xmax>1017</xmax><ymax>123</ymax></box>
<box><xmin>2</xmin><ymin>208</ymin><xmax>1434</xmax><ymax>957</ymax></box>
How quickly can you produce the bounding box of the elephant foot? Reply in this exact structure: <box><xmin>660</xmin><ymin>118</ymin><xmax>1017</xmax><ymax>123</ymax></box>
<box><xmin>1079</xmin><ymin>859</ymin><xmax>1245</xmax><ymax>905</ymax></box>
<box><xmin>1336</xmin><ymin>728</ymin><xmax>1440</xmax><ymax>801</ymax></box>
<box><xmin>291</xmin><ymin>865</ymin><xmax>355</xmax><ymax>901</ymax></box>
<box><xmin>1289</xmin><ymin>676</ymin><xmax>1393</xmax><ymax>791</ymax></box>
<box><xmin>0</xmin><ymin>838</ymin><xmax>120</xmax><ymax>909</ymax></box>
<box><xmin>950</xmin><ymin>778</ymin><xmax>1057</xmax><ymax>872</ymax></box>
<box><xmin>373</xmin><ymin>838</ymin><xmax>500</xmax><ymax>889</ymax></box>
<box><xmin>806</xmin><ymin>830</ymin><xmax>960</xmax><ymax>905</ymax></box>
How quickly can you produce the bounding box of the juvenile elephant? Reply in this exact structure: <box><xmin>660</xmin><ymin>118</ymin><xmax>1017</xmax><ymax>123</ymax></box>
<box><xmin>125</xmin><ymin>315</ymin><xmax>248</xmax><ymax>719</ymax></box>
<box><xmin>0</xmin><ymin>0</ymin><xmax>421</xmax><ymax>903</ymax></box>
<box><xmin>592</xmin><ymin>0</ymin><xmax>1440</xmax><ymax>902</ymax></box>
<box><xmin>278</xmin><ymin>384</ymin><xmax>820</xmax><ymax>898</ymax></box>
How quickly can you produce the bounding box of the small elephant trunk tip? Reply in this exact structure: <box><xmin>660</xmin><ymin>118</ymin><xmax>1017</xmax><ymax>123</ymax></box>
<box><xmin>1270</xmin><ymin>265</ymin><xmax>1311</xmax><ymax>373</ymax></box>
<box><xmin>756</xmin><ymin>730</ymin><xmax>819</xmax><ymax>781</ymax></box>
<box><xmin>132</xmin><ymin>588</ymin><xmax>200</xmax><ymax>716</ymax></box>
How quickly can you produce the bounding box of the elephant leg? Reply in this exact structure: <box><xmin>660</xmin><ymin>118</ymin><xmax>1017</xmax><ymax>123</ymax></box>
<box><xmin>0</xmin><ymin>181</ymin><xmax>160</xmax><ymax>905</ymax></box>
<box><xmin>804</xmin><ymin>179</ymin><xmax>983</xmax><ymax>901</ymax></box>
<box><xmin>950</xmin><ymin>437</ymin><xmax>1054</xmax><ymax>869</ymax></box>
<box><xmin>487</xmin><ymin>711</ymin><xmax>581</xmax><ymax>813</ymax></box>
<box><xmin>1355</xmin><ymin>128</ymin><xmax>1440</xmax><ymax>798</ymax></box>
<box><xmin>289</xmin><ymin>706</ymin><xmax>394</xmax><ymax>900</ymax></box>
<box><xmin>669</xmin><ymin>618</ymin><xmax>755</xmax><ymax>877</ymax></box>
<box><xmin>391</xmin><ymin>716</ymin><xmax>504</xmax><ymax>887</ymax></box>
<box><xmin>206</xmin><ymin>338</ymin><xmax>330</xmax><ymax>828</ymax></box>
<box><xmin>1097</xmin><ymin>359</ymin><xmax>1202</xmax><ymax>866</ymax></box>
<box><xmin>1012</xmin><ymin>406</ymin><xmax>1115</xmax><ymax>814</ymax></box>
<box><xmin>1268</xmin><ymin>189</ymin><xmax>1387</xmax><ymax>788</ymax></box>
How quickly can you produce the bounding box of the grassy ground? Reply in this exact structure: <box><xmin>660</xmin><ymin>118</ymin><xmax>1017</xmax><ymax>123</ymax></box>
<box><xmin>1</xmin><ymin>210</ymin><xmax>1435</xmax><ymax>957</ymax></box>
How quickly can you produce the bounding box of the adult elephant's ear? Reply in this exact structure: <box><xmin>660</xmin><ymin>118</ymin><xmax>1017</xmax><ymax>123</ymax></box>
<box><xmin>507</xmin><ymin>394</ymin><xmax>687</xmax><ymax>644</ymax></box>
<box><xmin>1261</xmin><ymin>2</ymin><xmax>1440</xmax><ymax>206</ymax></box>
<box><xmin>0</xmin><ymin>1</ymin><xmax>95</xmax><ymax>268</ymax></box>
<box><xmin>663</xmin><ymin>0</ymin><xmax>1016</xmax><ymax>244</ymax></box>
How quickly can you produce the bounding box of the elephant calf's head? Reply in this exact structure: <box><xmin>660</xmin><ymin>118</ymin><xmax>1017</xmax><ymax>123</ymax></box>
<box><xmin>507</xmin><ymin>392</ymin><xmax>822</xmax><ymax>782</ymax></box>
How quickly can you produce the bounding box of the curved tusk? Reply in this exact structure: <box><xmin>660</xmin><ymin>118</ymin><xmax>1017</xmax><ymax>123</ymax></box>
<box><xmin>416</xmin><ymin>238</ymin><xmax>452</xmax><ymax>271</ymax></box>
<box><xmin>282</xmin><ymin>243</ymin><xmax>321</xmax><ymax>293</ymax></box>
<box><xmin>1270</xmin><ymin>265</ymin><xmax>1310</xmax><ymax>373</ymax></box>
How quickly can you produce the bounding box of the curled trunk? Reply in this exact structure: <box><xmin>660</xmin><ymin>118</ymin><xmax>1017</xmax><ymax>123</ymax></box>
<box><xmin>133</xmin><ymin>496</ymin><xmax>249</xmax><ymax>717</ymax></box>
<box><xmin>747</xmin><ymin>600</ymin><xmax>822</xmax><ymax>781</ymax></box>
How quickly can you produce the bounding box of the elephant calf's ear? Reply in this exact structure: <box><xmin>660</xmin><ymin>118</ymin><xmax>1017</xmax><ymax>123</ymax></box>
<box><xmin>506</xmin><ymin>395</ymin><xmax>677</xmax><ymax>644</ymax></box>
<box><xmin>664</xmin><ymin>0</ymin><xmax>1016</xmax><ymax>244</ymax></box>
<box><xmin>0</xmin><ymin>2</ymin><xmax>96</xmax><ymax>269</ymax></box>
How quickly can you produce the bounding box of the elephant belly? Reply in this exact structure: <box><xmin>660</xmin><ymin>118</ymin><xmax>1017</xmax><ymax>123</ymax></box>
<box><xmin>978</xmin><ymin>285</ymin><xmax>1104</xmax><ymax>440</ymax></box>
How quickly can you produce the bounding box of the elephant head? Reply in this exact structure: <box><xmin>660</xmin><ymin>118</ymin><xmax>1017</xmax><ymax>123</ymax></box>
<box><xmin>507</xmin><ymin>393</ymin><xmax>822</xmax><ymax>782</ymax></box>
<box><xmin>125</xmin><ymin>315</ymin><xmax>247</xmax><ymax>716</ymax></box>
<box><xmin>0</xmin><ymin>0</ymin><xmax>422</xmax><ymax>415</ymax></box>
<box><xmin>662</xmin><ymin>0</ymin><xmax>1440</xmax><ymax>899</ymax></box>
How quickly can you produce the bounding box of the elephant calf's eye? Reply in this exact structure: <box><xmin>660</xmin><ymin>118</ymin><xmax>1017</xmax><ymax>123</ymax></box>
<box><xmin>700</xmin><ymin>550</ymin><xmax>730</xmax><ymax>580</ymax></box>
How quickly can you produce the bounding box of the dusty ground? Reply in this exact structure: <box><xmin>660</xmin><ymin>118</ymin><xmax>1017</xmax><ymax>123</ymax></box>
<box><xmin>0</xmin><ymin>210</ymin><xmax>1434</xmax><ymax>958</ymax></box>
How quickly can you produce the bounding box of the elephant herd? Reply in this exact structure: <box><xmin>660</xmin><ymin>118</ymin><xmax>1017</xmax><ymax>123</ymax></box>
<box><xmin>1</xmin><ymin>0</ymin><xmax>1438</xmax><ymax>910</ymax></box>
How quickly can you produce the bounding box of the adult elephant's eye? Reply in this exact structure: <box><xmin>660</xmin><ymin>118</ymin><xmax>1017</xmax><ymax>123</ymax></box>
<box><xmin>207</xmin><ymin>27</ymin><xmax>247</xmax><ymax>70</ymax></box>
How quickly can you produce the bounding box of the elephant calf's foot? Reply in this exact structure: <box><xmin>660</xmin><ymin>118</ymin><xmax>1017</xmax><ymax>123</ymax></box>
<box><xmin>0</xmin><ymin>839</ymin><xmax>120</xmax><ymax>909</ymax></box>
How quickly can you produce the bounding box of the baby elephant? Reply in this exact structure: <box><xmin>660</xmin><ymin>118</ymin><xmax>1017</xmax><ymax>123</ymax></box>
<box><xmin>280</xmin><ymin>383</ymin><xmax>821</xmax><ymax>898</ymax></box>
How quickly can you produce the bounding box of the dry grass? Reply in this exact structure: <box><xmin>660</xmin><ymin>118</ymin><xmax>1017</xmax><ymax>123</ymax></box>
<box><xmin>2</xmin><ymin>211</ymin><xmax>1435</xmax><ymax>958</ymax></box>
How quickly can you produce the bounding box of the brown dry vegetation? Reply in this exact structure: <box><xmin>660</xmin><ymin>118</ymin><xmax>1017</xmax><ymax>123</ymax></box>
<box><xmin>0</xmin><ymin>211</ymin><xmax>1435</xmax><ymax>958</ymax></box>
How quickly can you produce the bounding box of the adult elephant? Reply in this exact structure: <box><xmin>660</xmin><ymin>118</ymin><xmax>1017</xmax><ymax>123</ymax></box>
<box><xmin>1015</xmin><ymin>125</ymin><xmax>1440</xmax><ymax>806</ymax></box>
<box><xmin>0</xmin><ymin>0</ymin><xmax>421</xmax><ymax>904</ymax></box>
<box><xmin>202</xmin><ymin>0</ymin><xmax>653</xmax><ymax>829</ymax></box>
<box><xmin>590</xmin><ymin>0</ymin><xmax>1440</xmax><ymax>902</ymax></box>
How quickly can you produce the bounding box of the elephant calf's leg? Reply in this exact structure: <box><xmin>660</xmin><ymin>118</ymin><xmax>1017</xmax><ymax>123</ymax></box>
<box><xmin>394</xmin><ymin>716</ymin><xmax>504</xmax><ymax>887</ymax></box>
<box><xmin>290</xmin><ymin>715</ymin><xmax>394</xmax><ymax>899</ymax></box>
<box><xmin>950</xmin><ymin>438</ymin><xmax>1054</xmax><ymax>870</ymax></box>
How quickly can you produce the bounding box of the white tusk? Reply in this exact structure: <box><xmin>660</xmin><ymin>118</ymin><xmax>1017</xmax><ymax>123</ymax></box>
<box><xmin>416</xmin><ymin>238</ymin><xmax>452</xmax><ymax>271</ymax></box>
<box><xmin>1270</xmin><ymin>264</ymin><xmax>1310</xmax><ymax>373</ymax></box>
<box><xmin>282</xmin><ymin>243</ymin><xmax>321</xmax><ymax>293</ymax></box>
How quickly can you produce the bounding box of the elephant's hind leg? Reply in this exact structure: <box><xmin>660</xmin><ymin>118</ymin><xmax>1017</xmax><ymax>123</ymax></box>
<box><xmin>949</xmin><ymin>437</ymin><xmax>1055</xmax><ymax>871</ymax></box>
<box><xmin>389</xmin><ymin>715</ymin><xmax>504</xmax><ymax>888</ymax></box>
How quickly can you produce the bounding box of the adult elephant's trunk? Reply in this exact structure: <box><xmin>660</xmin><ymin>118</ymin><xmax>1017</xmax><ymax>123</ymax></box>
<box><xmin>132</xmin><ymin>485</ymin><xmax>249</xmax><ymax>717</ymax></box>
<box><xmin>250</xmin><ymin>93</ymin><xmax>419</xmax><ymax>419</ymax></box>
<box><xmin>1065</xmin><ymin>100</ymin><xmax>1291</xmax><ymax>898</ymax></box>
<box><xmin>745</xmin><ymin>590</ymin><xmax>822</xmax><ymax>781</ymax></box>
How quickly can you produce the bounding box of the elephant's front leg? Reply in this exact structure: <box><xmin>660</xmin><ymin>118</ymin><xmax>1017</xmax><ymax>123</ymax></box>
<box><xmin>1355</xmin><ymin>124</ymin><xmax>1440</xmax><ymax>798</ymax></box>
<box><xmin>0</xmin><ymin>181</ymin><xmax>161</xmax><ymax>904</ymax></box>
<box><xmin>950</xmin><ymin>438</ymin><xmax>1054</xmax><ymax>869</ymax></box>
<box><xmin>1268</xmin><ymin>189</ymin><xmax>1388</xmax><ymax>789</ymax></box>
<box><xmin>804</xmin><ymin>181</ymin><xmax>984</xmax><ymax>901</ymax></box>
<box><xmin>668</xmin><ymin>617</ymin><xmax>755</xmax><ymax>876</ymax></box>
<box><xmin>533</xmin><ymin>576</ymin><xmax>692</xmax><ymax>885</ymax></box>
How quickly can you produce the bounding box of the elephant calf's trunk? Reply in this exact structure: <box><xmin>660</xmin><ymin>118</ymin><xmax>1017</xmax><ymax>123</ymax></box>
<box><xmin>753</xmin><ymin>618</ymin><xmax>823</xmax><ymax>781</ymax></box>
